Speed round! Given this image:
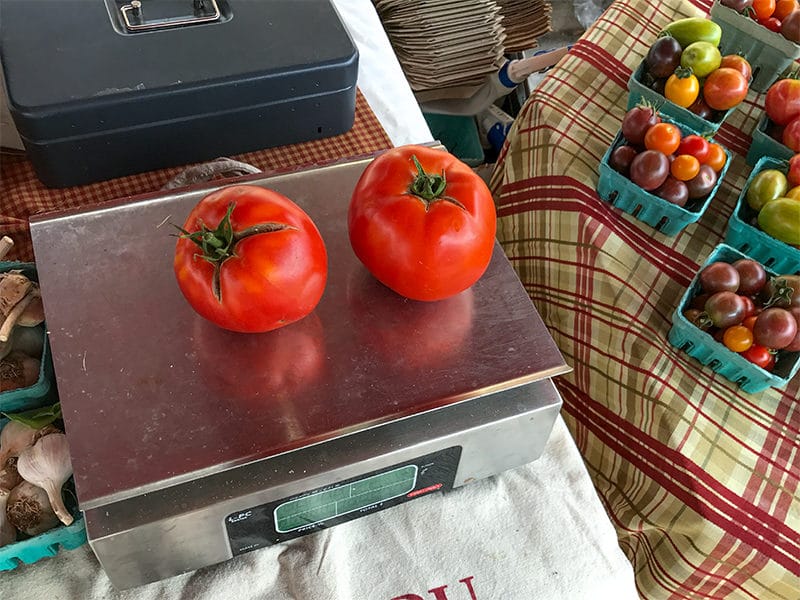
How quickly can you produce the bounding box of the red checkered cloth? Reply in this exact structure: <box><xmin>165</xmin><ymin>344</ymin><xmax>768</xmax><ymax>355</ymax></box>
<box><xmin>490</xmin><ymin>0</ymin><xmax>800</xmax><ymax>598</ymax></box>
<box><xmin>0</xmin><ymin>90</ymin><xmax>392</xmax><ymax>262</ymax></box>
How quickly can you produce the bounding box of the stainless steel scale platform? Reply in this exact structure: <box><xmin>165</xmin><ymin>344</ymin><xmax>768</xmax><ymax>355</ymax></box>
<box><xmin>29</xmin><ymin>151</ymin><xmax>571</xmax><ymax>590</ymax></box>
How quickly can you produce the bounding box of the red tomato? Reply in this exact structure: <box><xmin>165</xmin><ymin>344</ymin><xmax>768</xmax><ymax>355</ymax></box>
<box><xmin>719</xmin><ymin>55</ymin><xmax>753</xmax><ymax>81</ymax></box>
<box><xmin>765</xmin><ymin>78</ymin><xmax>800</xmax><ymax>125</ymax></box>
<box><xmin>740</xmin><ymin>345</ymin><xmax>776</xmax><ymax>371</ymax></box>
<box><xmin>174</xmin><ymin>185</ymin><xmax>328</xmax><ymax>332</ymax></box>
<box><xmin>348</xmin><ymin>145</ymin><xmax>497</xmax><ymax>301</ymax></box>
<box><xmin>783</xmin><ymin>116</ymin><xmax>800</xmax><ymax>151</ymax></box>
<box><xmin>677</xmin><ymin>134</ymin><xmax>710</xmax><ymax>162</ymax></box>
<box><xmin>703</xmin><ymin>68</ymin><xmax>749</xmax><ymax>110</ymax></box>
<box><xmin>760</xmin><ymin>16</ymin><xmax>783</xmax><ymax>31</ymax></box>
<box><xmin>789</xmin><ymin>154</ymin><xmax>800</xmax><ymax>186</ymax></box>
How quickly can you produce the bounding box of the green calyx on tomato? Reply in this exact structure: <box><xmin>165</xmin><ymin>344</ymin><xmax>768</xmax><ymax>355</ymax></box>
<box><xmin>408</xmin><ymin>155</ymin><xmax>465</xmax><ymax>210</ymax></box>
<box><xmin>175</xmin><ymin>202</ymin><xmax>295</xmax><ymax>302</ymax></box>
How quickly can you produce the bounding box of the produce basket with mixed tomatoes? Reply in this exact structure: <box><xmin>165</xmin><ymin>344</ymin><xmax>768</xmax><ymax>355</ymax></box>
<box><xmin>725</xmin><ymin>155</ymin><xmax>800</xmax><ymax>273</ymax></box>
<box><xmin>598</xmin><ymin>107</ymin><xmax>731</xmax><ymax>235</ymax></box>
<box><xmin>0</xmin><ymin>262</ymin><xmax>56</xmax><ymax>414</ymax></box>
<box><xmin>628</xmin><ymin>16</ymin><xmax>751</xmax><ymax>135</ymax></box>
<box><xmin>669</xmin><ymin>244</ymin><xmax>800</xmax><ymax>393</ymax></box>
<box><xmin>746</xmin><ymin>73</ymin><xmax>800</xmax><ymax>164</ymax></box>
<box><xmin>0</xmin><ymin>404</ymin><xmax>86</xmax><ymax>571</ymax></box>
<box><xmin>710</xmin><ymin>0</ymin><xmax>800</xmax><ymax>92</ymax></box>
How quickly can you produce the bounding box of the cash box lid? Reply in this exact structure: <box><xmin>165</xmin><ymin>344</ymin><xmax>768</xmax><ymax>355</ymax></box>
<box><xmin>0</xmin><ymin>0</ymin><xmax>358</xmax><ymax>141</ymax></box>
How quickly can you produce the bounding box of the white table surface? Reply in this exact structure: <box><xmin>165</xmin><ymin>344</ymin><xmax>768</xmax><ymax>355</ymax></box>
<box><xmin>0</xmin><ymin>2</ymin><xmax>638</xmax><ymax>598</ymax></box>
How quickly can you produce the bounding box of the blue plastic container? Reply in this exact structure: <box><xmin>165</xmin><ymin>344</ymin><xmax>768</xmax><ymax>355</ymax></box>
<box><xmin>627</xmin><ymin>61</ymin><xmax>733</xmax><ymax>136</ymax></box>
<box><xmin>724</xmin><ymin>156</ymin><xmax>800</xmax><ymax>274</ymax></box>
<box><xmin>0</xmin><ymin>418</ymin><xmax>87</xmax><ymax>571</ymax></box>
<box><xmin>668</xmin><ymin>244</ymin><xmax>800</xmax><ymax>393</ymax></box>
<box><xmin>597</xmin><ymin>118</ymin><xmax>732</xmax><ymax>236</ymax></box>
<box><xmin>0</xmin><ymin>262</ymin><xmax>56</xmax><ymax>414</ymax></box>
<box><xmin>746</xmin><ymin>113</ymin><xmax>794</xmax><ymax>166</ymax></box>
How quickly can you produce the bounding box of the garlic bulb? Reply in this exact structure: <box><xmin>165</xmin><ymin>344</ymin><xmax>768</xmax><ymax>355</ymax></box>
<box><xmin>6</xmin><ymin>480</ymin><xmax>59</xmax><ymax>536</ymax></box>
<box><xmin>0</xmin><ymin>422</ymin><xmax>58</xmax><ymax>468</ymax></box>
<box><xmin>0</xmin><ymin>457</ymin><xmax>22</xmax><ymax>491</ymax></box>
<box><xmin>0</xmin><ymin>487</ymin><xmax>16</xmax><ymax>547</ymax></box>
<box><xmin>16</xmin><ymin>433</ymin><xmax>73</xmax><ymax>526</ymax></box>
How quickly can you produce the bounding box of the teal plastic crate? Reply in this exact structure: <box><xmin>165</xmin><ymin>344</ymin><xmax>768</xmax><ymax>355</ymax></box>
<box><xmin>627</xmin><ymin>61</ymin><xmax>733</xmax><ymax>136</ymax></box>
<box><xmin>422</xmin><ymin>113</ymin><xmax>485</xmax><ymax>167</ymax></box>
<box><xmin>724</xmin><ymin>156</ymin><xmax>800</xmax><ymax>274</ymax></box>
<box><xmin>0</xmin><ymin>262</ymin><xmax>56</xmax><ymax>414</ymax></box>
<box><xmin>0</xmin><ymin>418</ymin><xmax>87</xmax><ymax>571</ymax></box>
<box><xmin>710</xmin><ymin>1</ymin><xmax>800</xmax><ymax>93</ymax></box>
<box><xmin>746</xmin><ymin>113</ymin><xmax>794</xmax><ymax>166</ymax></box>
<box><xmin>668</xmin><ymin>244</ymin><xmax>800</xmax><ymax>393</ymax></box>
<box><xmin>597</xmin><ymin>119</ymin><xmax>732</xmax><ymax>236</ymax></box>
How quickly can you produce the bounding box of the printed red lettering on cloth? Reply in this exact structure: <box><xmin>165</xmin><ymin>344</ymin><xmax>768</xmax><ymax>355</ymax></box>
<box><xmin>391</xmin><ymin>576</ymin><xmax>478</xmax><ymax>600</ymax></box>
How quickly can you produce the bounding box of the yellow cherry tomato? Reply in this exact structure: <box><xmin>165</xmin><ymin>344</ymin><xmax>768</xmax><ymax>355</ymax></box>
<box><xmin>665</xmin><ymin>67</ymin><xmax>700</xmax><ymax>108</ymax></box>
<box><xmin>785</xmin><ymin>185</ymin><xmax>800</xmax><ymax>200</ymax></box>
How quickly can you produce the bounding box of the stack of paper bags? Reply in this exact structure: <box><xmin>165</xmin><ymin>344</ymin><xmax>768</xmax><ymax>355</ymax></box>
<box><xmin>373</xmin><ymin>0</ymin><xmax>552</xmax><ymax>101</ymax></box>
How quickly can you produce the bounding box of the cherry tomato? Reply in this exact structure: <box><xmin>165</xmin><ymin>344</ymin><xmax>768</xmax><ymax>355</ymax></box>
<box><xmin>753</xmin><ymin>0</ymin><xmax>777</xmax><ymax>20</ymax></box>
<box><xmin>740</xmin><ymin>345</ymin><xmax>776</xmax><ymax>370</ymax></box>
<box><xmin>733</xmin><ymin>259</ymin><xmax>767</xmax><ymax>295</ymax></box>
<box><xmin>630</xmin><ymin>150</ymin><xmax>670</xmax><ymax>190</ymax></box>
<box><xmin>742</xmin><ymin>315</ymin><xmax>759</xmax><ymax>330</ymax></box>
<box><xmin>703</xmin><ymin>68</ymin><xmax>749</xmax><ymax>111</ymax></box>
<box><xmin>348</xmin><ymin>145</ymin><xmax>497</xmax><ymax>301</ymax></box>
<box><xmin>740</xmin><ymin>295</ymin><xmax>757</xmax><ymax>317</ymax></box>
<box><xmin>719</xmin><ymin>55</ymin><xmax>753</xmax><ymax>81</ymax></box>
<box><xmin>645</xmin><ymin>122</ymin><xmax>682</xmax><ymax>155</ymax></box>
<box><xmin>671</xmin><ymin>154</ymin><xmax>701</xmax><ymax>181</ymax></box>
<box><xmin>783</xmin><ymin>9</ymin><xmax>800</xmax><ymax>41</ymax></box>
<box><xmin>762</xmin><ymin>274</ymin><xmax>800</xmax><ymax>308</ymax></box>
<box><xmin>789</xmin><ymin>154</ymin><xmax>800</xmax><ymax>186</ymax></box>
<box><xmin>704</xmin><ymin>143</ymin><xmax>727</xmax><ymax>172</ymax></box>
<box><xmin>609</xmin><ymin>145</ymin><xmax>639</xmax><ymax>176</ymax></box>
<box><xmin>746</xmin><ymin>168</ymin><xmax>788</xmax><ymax>210</ymax></box>
<box><xmin>765</xmin><ymin>78</ymin><xmax>800</xmax><ymax>125</ymax></box>
<box><xmin>705</xmin><ymin>291</ymin><xmax>747</xmax><ymax>328</ymax></box>
<box><xmin>655</xmin><ymin>176</ymin><xmax>689</xmax><ymax>206</ymax></box>
<box><xmin>753</xmin><ymin>307</ymin><xmax>799</xmax><ymax>348</ymax></box>
<box><xmin>677</xmin><ymin>135</ymin><xmax>710</xmax><ymax>162</ymax></box>
<box><xmin>760</xmin><ymin>16</ymin><xmax>783</xmax><ymax>31</ymax></box>
<box><xmin>783</xmin><ymin>116</ymin><xmax>800</xmax><ymax>151</ymax></box>
<box><xmin>775</xmin><ymin>0</ymin><xmax>799</xmax><ymax>20</ymax></box>
<box><xmin>686</xmin><ymin>164</ymin><xmax>718</xmax><ymax>199</ymax></box>
<box><xmin>665</xmin><ymin>68</ymin><xmax>700</xmax><ymax>108</ymax></box>
<box><xmin>784</xmin><ymin>306</ymin><xmax>800</xmax><ymax>351</ymax></box>
<box><xmin>646</xmin><ymin>37</ymin><xmax>683</xmax><ymax>78</ymax></box>
<box><xmin>174</xmin><ymin>185</ymin><xmax>328</xmax><ymax>333</ymax></box>
<box><xmin>622</xmin><ymin>105</ymin><xmax>661</xmax><ymax>145</ymax></box>
<box><xmin>699</xmin><ymin>261</ymin><xmax>740</xmax><ymax>293</ymax></box>
<box><xmin>723</xmin><ymin>325</ymin><xmax>754</xmax><ymax>352</ymax></box>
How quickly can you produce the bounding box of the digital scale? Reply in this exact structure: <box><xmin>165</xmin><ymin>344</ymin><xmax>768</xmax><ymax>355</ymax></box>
<box><xmin>28</xmin><ymin>152</ymin><xmax>571</xmax><ymax>590</ymax></box>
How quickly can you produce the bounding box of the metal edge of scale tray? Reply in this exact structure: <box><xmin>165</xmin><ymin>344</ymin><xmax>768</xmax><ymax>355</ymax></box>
<box><xmin>28</xmin><ymin>147</ymin><xmax>571</xmax><ymax>589</ymax></box>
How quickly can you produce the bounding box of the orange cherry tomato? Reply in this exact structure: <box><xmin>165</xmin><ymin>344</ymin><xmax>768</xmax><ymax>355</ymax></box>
<box><xmin>742</xmin><ymin>315</ymin><xmax>758</xmax><ymax>331</ymax></box>
<box><xmin>644</xmin><ymin>122</ymin><xmax>682</xmax><ymax>155</ymax></box>
<box><xmin>665</xmin><ymin>69</ymin><xmax>700</xmax><ymax>108</ymax></box>
<box><xmin>774</xmin><ymin>0</ymin><xmax>797</xmax><ymax>19</ymax></box>
<box><xmin>671</xmin><ymin>154</ymin><xmax>701</xmax><ymax>181</ymax></box>
<box><xmin>753</xmin><ymin>0</ymin><xmax>776</xmax><ymax>20</ymax></box>
<box><xmin>703</xmin><ymin>143</ymin><xmax>727</xmax><ymax>172</ymax></box>
<box><xmin>723</xmin><ymin>325</ymin><xmax>754</xmax><ymax>353</ymax></box>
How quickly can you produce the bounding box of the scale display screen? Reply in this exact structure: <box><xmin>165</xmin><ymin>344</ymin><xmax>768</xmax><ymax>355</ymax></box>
<box><xmin>226</xmin><ymin>447</ymin><xmax>461</xmax><ymax>555</ymax></box>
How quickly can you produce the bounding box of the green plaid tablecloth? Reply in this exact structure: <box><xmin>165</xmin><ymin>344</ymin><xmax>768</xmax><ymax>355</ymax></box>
<box><xmin>490</xmin><ymin>0</ymin><xmax>799</xmax><ymax>598</ymax></box>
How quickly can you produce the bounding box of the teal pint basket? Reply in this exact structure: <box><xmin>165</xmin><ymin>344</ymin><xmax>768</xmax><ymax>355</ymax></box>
<box><xmin>710</xmin><ymin>1</ymin><xmax>800</xmax><ymax>92</ymax></box>
<box><xmin>724</xmin><ymin>156</ymin><xmax>800</xmax><ymax>274</ymax></box>
<box><xmin>0</xmin><ymin>262</ymin><xmax>56</xmax><ymax>414</ymax></box>
<box><xmin>597</xmin><ymin>119</ymin><xmax>731</xmax><ymax>236</ymax></box>
<box><xmin>627</xmin><ymin>61</ymin><xmax>733</xmax><ymax>136</ymax></box>
<box><xmin>746</xmin><ymin>113</ymin><xmax>794</xmax><ymax>166</ymax></box>
<box><xmin>0</xmin><ymin>418</ymin><xmax>87</xmax><ymax>571</ymax></box>
<box><xmin>668</xmin><ymin>244</ymin><xmax>800</xmax><ymax>393</ymax></box>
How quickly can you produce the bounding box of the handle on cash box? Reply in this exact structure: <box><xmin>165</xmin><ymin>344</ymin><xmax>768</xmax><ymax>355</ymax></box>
<box><xmin>119</xmin><ymin>0</ymin><xmax>220</xmax><ymax>32</ymax></box>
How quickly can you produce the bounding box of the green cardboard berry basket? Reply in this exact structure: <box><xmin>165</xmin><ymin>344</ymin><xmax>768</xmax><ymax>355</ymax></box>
<box><xmin>724</xmin><ymin>156</ymin><xmax>800</xmax><ymax>274</ymax></box>
<box><xmin>0</xmin><ymin>262</ymin><xmax>56</xmax><ymax>414</ymax></box>
<box><xmin>0</xmin><ymin>418</ymin><xmax>87</xmax><ymax>571</ymax></box>
<box><xmin>597</xmin><ymin>118</ymin><xmax>732</xmax><ymax>236</ymax></box>
<box><xmin>710</xmin><ymin>1</ymin><xmax>800</xmax><ymax>93</ymax></box>
<box><xmin>746</xmin><ymin>113</ymin><xmax>794</xmax><ymax>166</ymax></box>
<box><xmin>668</xmin><ymin>244</ymin><xmax>800</xmax><ymax>393</ymax></box>
<box><xmin>627</xmin><ymin>61</ymin><xmax>734</xmax><ymax>136</ymax></box>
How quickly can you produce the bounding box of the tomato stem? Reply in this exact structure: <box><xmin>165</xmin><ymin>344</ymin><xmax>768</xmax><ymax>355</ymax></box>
<box><xmin>408</xmin><ymin>155</ymin><xmax>466</xmax><ymax>210</ymax></box>
<box><xmin>173</xmin><ymin>202</ymin><xmax>296</xmax><ymax>302</ymax></box>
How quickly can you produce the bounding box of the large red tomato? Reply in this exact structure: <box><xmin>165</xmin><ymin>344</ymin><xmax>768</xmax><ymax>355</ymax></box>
<box><xmin>765</xmin><ymin>78</ymin><xmax>800</xmax><ymax>125</ymax></box>
<box><xmin>174</xmin><ymin>185</ymin><xmax>327</xmax><ymax>332</ymax></box>
<box><xmin>703</xmin><ymin>68</ymin><xmax>749</xmax><ymax>111</ymax></box>
<box><xmin>348</xmin><ymin>145</ymin><xmax>497</xmax><ymax>301</ymax></box>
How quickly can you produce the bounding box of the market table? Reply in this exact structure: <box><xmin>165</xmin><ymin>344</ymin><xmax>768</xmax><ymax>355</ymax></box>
<box><xmin>489</xmin><ymin>0</ymin><xmax>800</xmax><ymax>598</ymax></box>
<box><xmin>0</xmin><ymin>1</ymin><xmax>638</xmax><ymax>598</ymax></box>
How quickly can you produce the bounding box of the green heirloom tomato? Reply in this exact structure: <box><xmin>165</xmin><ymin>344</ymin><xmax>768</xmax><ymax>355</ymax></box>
<box><xmin>661</xmin><ymin>18</ymin><xmax>722</xmax><ymax>48</ymax></box>
<box><xmin>758</xmin><ymin>198</ymin><xmax>800</xmax><ymax>245</ymax></box>
<box><xmin>680</xmin><ymin>42</ymin><xmax>721</xmax><ymax>77</ymax></box>
<box><xmin>746</xmin><ymin>169</ymin><xmax>789</xmax><ymax>211</ymax></box>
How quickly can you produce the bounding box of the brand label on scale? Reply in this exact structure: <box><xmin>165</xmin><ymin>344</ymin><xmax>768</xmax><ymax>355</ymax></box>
<box><xmin>225</xmin><ymin>447</ymin><xmax>462</xmax><ymax>556</ymax></box>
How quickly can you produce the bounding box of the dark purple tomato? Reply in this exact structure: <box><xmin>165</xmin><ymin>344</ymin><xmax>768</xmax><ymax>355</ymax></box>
<box><xmin>732</xmin><ymin>259</ymin><xmax>767</xmax><ymax>296</ymax></box>
<box><xmin>699</xmin><ymin>261</ymin><xmax>740</xmax><ymax>294</ymax></box>
<box><xmin>650</xmin><ymin>78</ymin><xmax>667</xmax><ymax>96</ymax></box>
<box><xmin>766</xmin><ymin>120</ymin><xmax>786</xmax><ymax>144</ymax></box>
<box><xmin>646</xmin><ymin>37</ymin><xmax>683</xmax><ymax>78</ymax></box>
<box><xmin>686</xmin><ymin>164</ymin><xmax>718</xmax><ymax>199</ymax></box>
<box><xmin>720</xmin><ymin>0</ymin><xmax>753</xmax><ymax>11</ymax></box>
<box><xmin>655</xmin><ymin>176</ymin><xmax>689</xmax><ymax>206</ymax></box>
<box><xmin>783</xmin><ymin>306</ymin><xmax>800</xmax><ymax>351</ymax></box>
<box><xmin>688</xmin><ymin>96</ymin><xmax>715</xmax><ymax>120</ymax></box>
<box><xmin>629</xmin><ymin>150</ymin><xmax>670</xmax><ymax>190</ymax></box>
<box><xmin>609</xmin><ymin>145</ymin><xmax>639</xmax><ymax>175</ymax></box>
<box><xmin>622</xmin><ymin>105</ymin><xmax>661</xmax><ymax>145</ymax></box>
<box><xmin>705</xmin><ymin>291</ymin><xmax>746</xmax><ymax>328</ymax></box>
<box><xmin>782</xmin><ymin>10</ymin><xmax>800</xmax><ymax>44</ymax></box>
<box><xmin>683</xmin><ymin>308</ymin><xmax>711</xmax><ymax>330</ymax></box>
<box><xmin>753</xmin><ymin>307</ymin><xmax>798</xmax><ymax>349</ymax></box>
<box><xmin>690</xmin><ymin>292</ymin><xmax>710</xmax><ymax>311</ymax></box>
<box><xmin>763</xmin><ymin>274</ymin><xmax>800</xmax><ymax>308</ymax></box>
